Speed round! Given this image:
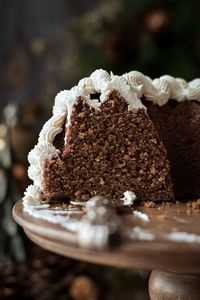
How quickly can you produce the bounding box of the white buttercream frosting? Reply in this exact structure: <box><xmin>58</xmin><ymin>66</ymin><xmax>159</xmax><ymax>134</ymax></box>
<box><xmin>53</xmin><ymin>90</ymin><xmax>69</xmax><ymax>116</ymax></box>
<box><xmin>23</xmin><ymin>68</ymin><xmax>200</xmax><ymax>204</ymax></box>
<box><xmin>90</xmin><ymin>69</ymin><xmax>111</xmax><ymax>92</ymax></box>
<box><xmin>100</xmin><ymin>75</ymin><xmax>145</xmax><ymax>110</ymax></box>
<box><xmin>123</xmin><ymin>72</ymin><xmax>200</xmax><ymax>106</ymax></box>
<box><xmin>121</xmin><ymin>191</ymin><xmax>137</xmax><ymax>206</ymax></box>
<box><xmin>23</xmin><ymin>184</ymin><xmax>43</xmax><ymax>207</ymax></box>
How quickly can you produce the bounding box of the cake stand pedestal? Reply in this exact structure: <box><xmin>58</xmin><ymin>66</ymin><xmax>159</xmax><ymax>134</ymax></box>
<box><xmin>13</xmin><ymin>200</ymin><xmax>200</xmax><ymax>300</ymax></box>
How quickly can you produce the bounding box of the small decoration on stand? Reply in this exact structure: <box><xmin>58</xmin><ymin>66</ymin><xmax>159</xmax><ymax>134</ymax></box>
<box><xmin>77</xmin><ymin>196</ymin><xmax>122</xmax><ymax>250</ymax></box>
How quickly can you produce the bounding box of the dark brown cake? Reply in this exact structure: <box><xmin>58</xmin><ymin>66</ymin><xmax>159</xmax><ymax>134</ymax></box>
<box><xmin>43</xmin><ymin>91</ymin><xmax>174</xmax><ymax>205</ymax></box>
<box><xmin>144</xmin><ymin>100</ymin><xmax>200</xmax><ymax>200</ymax></box>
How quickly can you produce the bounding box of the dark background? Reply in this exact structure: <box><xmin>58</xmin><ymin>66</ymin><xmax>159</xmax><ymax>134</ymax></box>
<box><xmin>0</xmin><ymin>0</ymin><xmax>99</xmax><ymax>111</ymax></box>
<box><xmin>0</xmin><ymin>0</ymin><xmax>199</xmax><ymax>113</ymax></box>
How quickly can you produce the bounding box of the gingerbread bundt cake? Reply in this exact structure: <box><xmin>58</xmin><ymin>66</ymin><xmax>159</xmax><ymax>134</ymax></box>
<box><xmin>23</xmin><ymin>69</ymin><xmax>200</xmax><ymax>206</ymax></box>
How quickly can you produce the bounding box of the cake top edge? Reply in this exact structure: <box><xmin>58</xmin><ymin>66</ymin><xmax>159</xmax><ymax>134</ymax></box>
<box><xmin>79</xmin><ymin>69</ymin><xmax>200</xmax><ymax>106</ymax></box>
<box><xmin>53</xmin><ymin>69</ymin><xmax>200</xmax><ymax>118</ymax></box>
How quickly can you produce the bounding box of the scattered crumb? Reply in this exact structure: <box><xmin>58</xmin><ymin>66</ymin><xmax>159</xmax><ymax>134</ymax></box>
<box><xmin>187</xmin><ymin>199</ymin><xmax>200</xmax><ymax>210</ymax></box>
<box><xmin>144</xmin><ymin>201</ymin><xmax>156</xmax><ymax>208</ymax></box>
<box><xmin>156</xmin><ymin>214</ymin><xmax>167</xmax><ymax>221</ymax></box>
<box><xmin>187</xmin><ymin>209</ymin><xmax>192</xmax><ymax>216</ymax></box>
<box><xmin>186</xmin><ymin>199</ymin><xmax>200</xmax><ymax>215</ymax></box>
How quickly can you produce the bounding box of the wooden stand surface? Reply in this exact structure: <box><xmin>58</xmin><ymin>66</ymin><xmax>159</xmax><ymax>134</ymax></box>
<box><xmin>13</xmin><ymin>200</ymin><xmax>200</xmax><ymax>300</ymax></box>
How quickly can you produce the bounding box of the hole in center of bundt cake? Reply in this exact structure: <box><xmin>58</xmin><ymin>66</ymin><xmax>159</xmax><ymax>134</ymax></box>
<box><xmin>43</xmin><ymin>91</ymin><xmax>173</xmax><ymax>205</ymax></box>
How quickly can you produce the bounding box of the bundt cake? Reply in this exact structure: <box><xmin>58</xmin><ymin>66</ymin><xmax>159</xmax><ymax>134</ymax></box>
<box><xmin>23</xmin><ymin>69</ymin><xmax>200</xmax><ymax>207</ymax></box>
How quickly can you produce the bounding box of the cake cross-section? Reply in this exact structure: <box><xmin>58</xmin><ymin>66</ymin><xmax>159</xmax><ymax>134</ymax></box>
<box><xmin>43</xmin><ymin>90</ymin><xmax>173</xmax><ymax>205</ymax></box>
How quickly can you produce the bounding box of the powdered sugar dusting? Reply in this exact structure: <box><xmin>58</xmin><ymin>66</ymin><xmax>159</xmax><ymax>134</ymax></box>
<box><xmin>23</xmin><ymin>186</ymin><xmax>84</xmax><ymax>228</ymax></box>
<box><xmin>167</xmin><ymin>231</ymin><xmax>200</xmax><ymax>243</ymax></box>
<box><xmin>130</xmin><ymin>226</ymin><xmax>155</xmax><ymax>241</ymax></box>
<box><xmin>23</xmin><ymin>195</ymin><xmax>113</xmax><ymax>250</ymax></box>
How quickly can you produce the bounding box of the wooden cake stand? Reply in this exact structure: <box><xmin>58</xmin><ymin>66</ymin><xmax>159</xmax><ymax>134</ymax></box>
<box><xmin>13</xmin><ymin>200</ymin><xmax>200</xmax><ymax>300</ymax></box>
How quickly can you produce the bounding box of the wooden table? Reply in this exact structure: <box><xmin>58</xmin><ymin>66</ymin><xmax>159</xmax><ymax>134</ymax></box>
<box><xmin>13</xmin><ymin>200</ymin><xmax>200</xmax><ymax>300</ymax></box>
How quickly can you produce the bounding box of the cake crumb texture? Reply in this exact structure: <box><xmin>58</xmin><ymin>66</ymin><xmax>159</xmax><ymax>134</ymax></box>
<box><xmin>43</xmin><ymin>92</ymin><xmax>174</xmax><ymax>205</ymax></box>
